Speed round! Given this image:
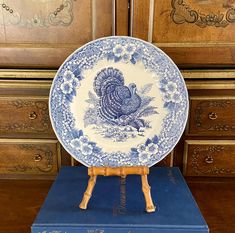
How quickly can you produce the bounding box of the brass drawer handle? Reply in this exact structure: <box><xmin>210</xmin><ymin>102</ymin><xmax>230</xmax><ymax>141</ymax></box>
<box><xmin>29</xmin><ymin>111</ymin><xmax>37</xmax><ymax>120</ymax></box>
<box><xmin>208</xmin><ymin>112</ymin><xmax>217</xmax><ymax>120</ymax></box>
<box><xmin>204</xmin><ymin>156</ymin><xmax>214</xmax><ymax>164</ymax></box>
<box><xmin>34</xmin><ymin>154</ymin><xmax>42</xmax><ymax>162</ymax></box>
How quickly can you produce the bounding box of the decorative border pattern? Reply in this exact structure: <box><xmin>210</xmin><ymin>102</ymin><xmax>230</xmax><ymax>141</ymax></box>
<box><xmin>171</xmin><ymin>0</ymin><xmax>235</xmax><ymax>28</ymax></box>
<box><xmin>49</xmin><ymin>36</ymin><xmax>188</xmax><ymax>167</ymax></box>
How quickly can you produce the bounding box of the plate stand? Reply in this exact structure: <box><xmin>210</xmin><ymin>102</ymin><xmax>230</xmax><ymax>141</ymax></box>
<box><xmin>79</xmin><ymin>166</ymin><xmax>156</xmax><ymax>213</ymax></box>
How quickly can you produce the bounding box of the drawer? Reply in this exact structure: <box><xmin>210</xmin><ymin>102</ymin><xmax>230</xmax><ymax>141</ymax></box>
<box><xmin>0</xmin><ymin>139</ymin><xmax>59</xmax><ymax>177</ymax></box>
<box><xmin>183</xmin><ymin>140</ymin><xmax>235</xmax><ymax>177</ymax></box>
<box><xmin>0</xmin><ymin>96</ymin><xmax>54</xmax><ymax>138</ymax></box>
<box><xmin>188</xmin><ymin>97</ymin><xmax>235</xmax><ymax>136</ymax></box>
<box><xmin>0</xmin><ymin>80</ymin><xmax>55</xmax><ymax>138</ymax></box>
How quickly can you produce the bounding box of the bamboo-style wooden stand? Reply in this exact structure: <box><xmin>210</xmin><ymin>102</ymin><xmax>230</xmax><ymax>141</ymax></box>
<box><xmin>79</xmin><ymin>166</ymin><xmax>156</xmax><ymax>213</ymax></box>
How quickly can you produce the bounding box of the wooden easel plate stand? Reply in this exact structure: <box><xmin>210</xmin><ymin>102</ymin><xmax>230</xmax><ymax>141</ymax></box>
<box><xmin>79</xmin><ymin>166</ymin><xmax>156</xmax><ymax>213</ymax></box>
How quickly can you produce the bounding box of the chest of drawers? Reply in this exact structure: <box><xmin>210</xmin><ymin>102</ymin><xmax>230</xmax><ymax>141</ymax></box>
<box><xmin>0</xmin><ymin>75</ymin><xmax>61</xmax><ymax>178</ymax></box>
<box><xmin>182</xmin><ymin>74</ymin><xmax>235</xmax><ymax>177</ymax></box>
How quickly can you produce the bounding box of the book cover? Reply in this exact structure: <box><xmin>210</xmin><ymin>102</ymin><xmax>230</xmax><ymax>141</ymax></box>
<box><xmin>32</xmin><ymin>166</ymin><xmax>209</xmax><ymax>233</ymax></box>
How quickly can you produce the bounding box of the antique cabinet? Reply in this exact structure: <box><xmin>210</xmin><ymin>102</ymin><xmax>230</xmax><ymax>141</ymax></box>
<box><xmin>0</xmin><ymin>76</ymin><xmax>61</xmax><ymax>178</ymax></box>
<box><xmin>1</xmin><ymin>0</ymin><xmax>235</xmax><ymax>178</ymax></box>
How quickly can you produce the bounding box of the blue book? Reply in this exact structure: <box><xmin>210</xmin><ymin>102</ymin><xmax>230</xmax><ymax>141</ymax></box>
<box><xmin>32</xmin><ymin>166</ymin><xmax>209</xmax><ymax>233</ymax></box>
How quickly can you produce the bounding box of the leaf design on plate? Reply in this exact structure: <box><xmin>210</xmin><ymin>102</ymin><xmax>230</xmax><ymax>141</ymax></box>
<box><xmin>139</xmin><ymin>83</ymin><xmax>153</xmax><ymax>95</ymax></box>
<box><xmin>85</xmin><ymin>91</ymin><xmax>99</xmax><ymax>105</ymax></box>
<box><xmin>138</xmin><ymin>106</ymin><xmax>158</xmax><ymax>117</ymax></box>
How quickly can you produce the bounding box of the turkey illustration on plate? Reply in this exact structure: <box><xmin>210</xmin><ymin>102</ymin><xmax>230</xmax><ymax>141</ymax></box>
<box><xmin>83</xmin><ymin>67</ymin><xmax>158</xmax><ymax>142</ymax></box>
<box><xmin>49</xmin><ymin>36</ymin><xmax>189</xmax><ymax>167</ymax></box>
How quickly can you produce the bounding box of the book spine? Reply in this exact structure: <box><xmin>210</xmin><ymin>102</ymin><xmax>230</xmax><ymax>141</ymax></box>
<box><xmin>32</xmin><ymin>226</ymin><xmax>209</xmax><ymax>233</ymax></box>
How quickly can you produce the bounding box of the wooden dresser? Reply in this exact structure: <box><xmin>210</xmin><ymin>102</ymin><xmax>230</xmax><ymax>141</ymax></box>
<box><xmin>183</xmin><ymin>74</ymin><xmax>235</xmax><ymax>177</ymax></box>
<box><xmin>0</xmin><ymin>0</ymin><xmax>235</xmax><ymax>179</ymax></box>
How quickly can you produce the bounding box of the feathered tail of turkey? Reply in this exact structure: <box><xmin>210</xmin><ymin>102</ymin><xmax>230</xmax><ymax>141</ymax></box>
<box><xmin>94</xmin><ymin>67</ymin><xmax>124</xmax><ymax>96</ymax></box>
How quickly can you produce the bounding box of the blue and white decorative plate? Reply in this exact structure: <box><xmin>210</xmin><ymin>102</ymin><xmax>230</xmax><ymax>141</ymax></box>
<box><xmin>49</xmin><ymin>36</ymin><xmax>189</xmax><ymax>167</ymax></box>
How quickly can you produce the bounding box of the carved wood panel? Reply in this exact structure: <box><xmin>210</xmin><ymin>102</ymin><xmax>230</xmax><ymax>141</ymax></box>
<box><xmin>0</xmin><ymin>0</ymin><xmax>113</xmax><ymax>68</ymax></box>
<box><xmin>0</xmin><ymin>140</ymin><xmax>58</xmax><ymax>175</ymax></box>
<box><xmin>0</xmin><ymin>97</ymin><xmax>55</xmax><ymax>138</ymax></box>
<box><xmin>184</xmin><ymin>141</ymin><xmax>235</xmax><ymax>177</ymax></box>
<box><xmin>154</xmin><ymin>0</ymin><xmax>235</xmax><ymax>43</ymax></box>
<box><xmin>189</xmin><ymin>98</ymin><xmax>235</xmax><ymax>136</ymax></box>
<box><xmin>129</xmin><ymin>0</ymin><xmax>235</xmax><ymax>67</ymax></box>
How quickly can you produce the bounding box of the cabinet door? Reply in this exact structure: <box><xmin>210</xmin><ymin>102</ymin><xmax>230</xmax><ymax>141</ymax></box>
<box><xmin>130</xmin><ymin>0</ymin><xmax>235</xmax><ymax>67</ymax></box>
<box><xmin>0</xmin><ymin>0</ymin><xmax>113</xmax><ymax>68</ymax></box>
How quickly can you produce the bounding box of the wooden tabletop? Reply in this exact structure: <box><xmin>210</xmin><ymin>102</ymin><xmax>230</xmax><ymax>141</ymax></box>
<box><xmin>0</xmin><ymin>177</ymin><xmax>234</xmax><ymax>233</ymax></box>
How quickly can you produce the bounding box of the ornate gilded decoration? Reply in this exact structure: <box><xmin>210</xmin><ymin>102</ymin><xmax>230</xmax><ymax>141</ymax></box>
<box><xmin>171</xmin><ymin>0</ymin><xmax>235</xmax><ymax>28</ymax></box>
<box><xmin>0</xmin><ymin>0</ymin><xmax>75</xmax><ymax>27</ymax></box>
<box><xmin>171</xmin><ymin>0</ymin><xmax>198</xmax><ymax>24</ymax></box>
<box><xmin>0</xmin><ymin>99</ymin><xmax>51</xmax><ymax>133</ymax></box>
<box><xmin>191</xmin><ymin>145</ymin><xmax>235</xmax><ymax>175</ymax></box>
<box><xmin>194</xmin><ymin>100</ymin><xmax>235</xmax><ymax>132</ymax></box>
<box><xmin>8</xmin><ymin>144</ymin><xmax>54</xmax><ymax>173</ymax></box>
<box><xmin>48</xmin><ymin>0</ymin><xmax>74</xmax><ymax>26</ymax></box>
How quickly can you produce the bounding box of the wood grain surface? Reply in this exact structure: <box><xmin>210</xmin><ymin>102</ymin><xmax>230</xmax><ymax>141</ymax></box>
<box><xmin>130</xmin><ymin>0</ymin><xmax>235</xmax><ymax>67</ymax></box>
<box><xmin>188</xmin><ymin>97</ymin><xmax>235</xmax><ymax>136</ymax></box>
<box><xmin>184</xmin><ymin>140</ymin><xmax>235</xmax><ymax>177</ymax></box>
<box><xmin>187</xmin><ymin>177</ymin><xmax>235</xmax><ymax>233</ymax></box>
<box><xmin>0</xmin><ymin>139</ymin><xmax>59</xmax><ymax>178</ymax></box>
<box><xmin>0</xmin><ymin>0</ymin><xmax>113</xmax><ymax>68</ymax></box>
<box><xmin>0</xmin><ymin>179</ymin><xmax>53</xmax><ymax>233</ymax></box>
<box><xmin>153</xmin><ymin>0</ymin><xmax>235</xmax><ymax>43</ymax></box>
<box><xmin>115</xmin><ymin>0</ymin><xmax>129</xmax><ymax>35</ymax></box>
<box><xmin>0</xmin><ymin>97</ymin><xmax>54</xmax><ymax>138</ymax></box>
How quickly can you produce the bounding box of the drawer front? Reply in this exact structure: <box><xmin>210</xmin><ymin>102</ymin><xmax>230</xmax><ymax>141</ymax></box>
<box><xmin>0</xmin><ymin>139</ymin><xmax>59</xmax><ymax>176</ymax></box>
<box><xmin>0</xmin><ymin>97</ymin><xmax>54</xmax><ymax>138</ymax></box>
<box><xmin>184</xmin><ymin>140</ymin><xmax>235</xmax><ymax>177</ymax></box>
<box><xmin>188</xmin><ymin>97</ymin><xmax>235</xmax><ymax>136</ymax></box>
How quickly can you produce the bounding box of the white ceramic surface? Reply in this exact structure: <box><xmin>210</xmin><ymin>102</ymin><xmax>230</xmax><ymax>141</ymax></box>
<box><xmin>49</xmin><ymin>36</ymin><xmax>189</xmax><ymax>167</ymax></box>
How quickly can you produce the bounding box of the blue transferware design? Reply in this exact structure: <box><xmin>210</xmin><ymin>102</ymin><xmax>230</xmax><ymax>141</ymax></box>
<box><xmin>84</xmin><ymin>67</ymin><xmax>158</xmax><ymax>142</ymax></box>
<box><xmin>49</xmin><ymin>36</ymin><xmax>189</xmax><ymax>167</ymax></box>
<box><xmin>94</xmin><ymin>67</ymin><xmax>142</xmax><ymax>123</ymax></box>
